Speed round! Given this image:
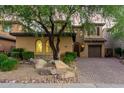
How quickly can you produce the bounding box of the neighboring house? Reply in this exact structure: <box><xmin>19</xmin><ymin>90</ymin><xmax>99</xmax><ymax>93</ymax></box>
<box><xmin>0</xmin><ymin>22</ymin><xmax>16</xmax><ymax>52</ymax></box>
<box><xmin>102</xmin><ymin>20</ymin><xmax>124</xmax><ymax>57</ymax></box>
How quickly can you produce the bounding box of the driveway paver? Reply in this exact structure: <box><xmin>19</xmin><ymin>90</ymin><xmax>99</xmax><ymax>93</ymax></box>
<box><xmin>77</xmin><ymin>58</ymin><xmax>124</xmax><ymax>84</ymax></box>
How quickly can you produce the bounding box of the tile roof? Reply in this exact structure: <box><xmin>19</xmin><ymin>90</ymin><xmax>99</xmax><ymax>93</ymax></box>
<box><xmin>10</xmin><ymin>32</ymin><xmax>76</xmax><ymax>37</ymax></box>
<box><xmin>84</xmin><ymin>38</ymin><xmax>106</xmax><ymax>42</ymax></box>
<box><xmin>0</xmin><ymin>33</ymin><xmax>16</xmax><ymax>41</ymax></box>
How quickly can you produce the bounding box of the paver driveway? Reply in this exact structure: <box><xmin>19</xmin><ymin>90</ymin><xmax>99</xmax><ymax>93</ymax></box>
<box><xmin>77</xmin><ymin>58</ymin><xmax>124</xmax><ymax>84</ymax></box>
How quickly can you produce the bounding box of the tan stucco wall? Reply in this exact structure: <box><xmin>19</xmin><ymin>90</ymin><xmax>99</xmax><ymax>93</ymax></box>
<box><xmin>16</xmin><ymin>36</ymin><xmax>73</xmax><ymax>55</ymax></box>
<box><xmin>16</xmin><ymin>37</ymin><xmax>35</xmax><ymax>52</ymax></box>
<box><xmin>80</xmin><ymin>42</ymin><xmax>105</xmax><ymax>58</ymax></box>
<box><xmin>59</xmin><ymin>37</ymin><xmax>73</xmax><ymax>54</ymax></box>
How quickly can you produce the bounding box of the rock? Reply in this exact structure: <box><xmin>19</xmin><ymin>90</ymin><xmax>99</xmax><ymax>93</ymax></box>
<box><xmin>9</xmin><ymin>80</ymin><xmax>16</xmax><ymax>83</ymax></box>
<box><xmin>32</xmin><ymin>80</ymin><xmax>36</xmax><ymax>83</ymax></box>
<box><xmin>48</xmin><ymin>60</ymin><xmax>54</xmax><ymax>64</ymax></box>
<box><xmin>53</xmin><ymin>60</ymin><xmax>74</xmax><ymax>75</ymax></box>
<box><xmin>50</xmin><ymin>68</ymin><xmax>57</xmax><ymax>75</ymax></box>
<box><xmin>29</xmin><ymin>58</ymin><xmax>34</xmax><ymax>64</ymax></box>
<box><xmin>38</xmin><ymin>67</ymin><xmax>53</xmax><ymax>75</ymax></box>
<box><xmin>35</xmin><ymin>59</ymin><xmax>47</xmax><ymax>69</ymax></box>
<box><xmin>120</xmin><ymin>60</ymin><xmax>124</xmax><ymax>64</ymax></box>
<box><xmin>60</xmin><ymin>71</ymin><xmax>75</xmax><ymax>79</ymax></box>
<box><xmin>54</xmin><ymin>60</ymin><xmax>70</xmax><ymax>69</ymax></box>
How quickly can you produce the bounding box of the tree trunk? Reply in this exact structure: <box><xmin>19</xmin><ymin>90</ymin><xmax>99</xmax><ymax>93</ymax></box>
<box><xmin>48</xmin><ymin>36</ymin><xmax>60</xmax><ymax>60</ymax></box>
<box><xmin>53</xmin><ymin>50</ymin><xmax>59</xmax><ymax>60</ymax></box>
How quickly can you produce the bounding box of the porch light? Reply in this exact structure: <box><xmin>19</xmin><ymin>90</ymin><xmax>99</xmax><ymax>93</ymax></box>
<box><xmin>81</xmin><ymin>44</ymin><xmax>85</xmax><ymax>48</ymax></box>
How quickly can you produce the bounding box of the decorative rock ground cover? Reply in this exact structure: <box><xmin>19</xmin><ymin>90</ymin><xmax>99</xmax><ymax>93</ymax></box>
<box><xmin>0</xmin><ymin>63</ymin><xmax>79</xmax><ymax>83</ymax></box>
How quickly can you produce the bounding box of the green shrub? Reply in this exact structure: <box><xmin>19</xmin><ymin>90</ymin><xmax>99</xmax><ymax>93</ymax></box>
<box><xmin>0</xmin><ymin>53</ymin><xmax>8</xmax><ymax>66</ymax></box>
<box><xmin>122</xmin><ymin>49</ymin><xmax>124</xmax><ymax>56</ymax></box>
<box><xmin>1</xmin><ymin>58</ymin><xmax>19</xmax><ymax>71</ymax></box>
<box><xmin>22</xmin><ymin>51</ymin><xmax>34</xmax><ymax>60</ymax></box>
<box><xmin>11</xmin><ymin>48</ymin><xmax>25</xmax><ymax>59</ymax></box>
<box><xmin>114</xmin><ymin>48</ymin><xmax>122</xmax><ymax>57</ymax></box>
<box><xmin>65</xmin><ymin>52</ymin><xmax>77</xmax><ymax>59</ymax></box>
<box><xmin>63</xmin><ymin>52</ymin><xmax>77</xmax><ymax>64</ymax></box>
<box><xmin>11</xmin><ymin>52</ymin><xmax>20</xmax><ymax>59</ymax></box>
<box><xmin>11</xmin><ymin>48</ymin><xmax>25</xmax><ymax>52</ymax></box>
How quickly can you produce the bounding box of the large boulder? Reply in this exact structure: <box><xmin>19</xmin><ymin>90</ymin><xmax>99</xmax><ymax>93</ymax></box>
<box><xmin>53</xmin><ymin>60</ymin><xmax>75</xmax><ymax>78</ymax></box>
<box><xmin>54</xmin><ymin>60</ymin><xmax>70</xmax><ymax>70</ymax></box>
<box><xmin>37</xmin><ymin>67</ymin><xmax>53</xmax><ymax>75</ymax></box>
<box><xmin>35</xmin><ymin>59</ymin><xmax>47</xmax><ymax>69</ymax></box>
<box><xmin>60</xmin><ymin>71</ymin><xmax>75</xmax><ymax>79</ymax></box>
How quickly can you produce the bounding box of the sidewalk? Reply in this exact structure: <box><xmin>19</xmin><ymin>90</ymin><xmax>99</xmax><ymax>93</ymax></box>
<box><xmin>0</xmin><ymin>83</ymin><xmax>124</xmax><ymax>88</ymax></box>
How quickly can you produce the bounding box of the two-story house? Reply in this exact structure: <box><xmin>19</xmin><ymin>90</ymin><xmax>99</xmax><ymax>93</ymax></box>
<box><xmin>1</xmin><ymin>13</ymin><xmax>107</xmax><ymax>58</ymax></box>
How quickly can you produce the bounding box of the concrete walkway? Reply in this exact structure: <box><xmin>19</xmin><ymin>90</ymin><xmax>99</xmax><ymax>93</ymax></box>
<box><xmin>1</xmin><ymin>83</ymin><xmax>124</xmax><ymax>88</ymax></box>
<box><xmin>77</xmin><ymin>58</ymin><xmax>124</xmax><ymax>84</ymax></box>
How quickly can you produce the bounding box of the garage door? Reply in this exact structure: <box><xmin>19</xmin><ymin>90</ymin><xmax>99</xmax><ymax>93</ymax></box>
<box><xmin>88</xmin><ymin>45</ymin><xmax>101</xmax><ymax>57</ymax></box>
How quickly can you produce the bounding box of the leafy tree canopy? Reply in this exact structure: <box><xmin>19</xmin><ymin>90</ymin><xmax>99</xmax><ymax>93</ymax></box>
<box><xmin>0</xmin><ymin>5</ymin><xmax>124</xmax><ymax>36</ymax></box>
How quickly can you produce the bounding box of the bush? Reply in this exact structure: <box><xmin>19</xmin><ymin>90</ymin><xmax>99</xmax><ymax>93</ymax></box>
<box><xmin>65</xmin><ymin>52</ymin><xmax>77</xmax><ymax>59</ymax></box>
<box><xmin>63</xmin><ymin>52</ymin><xmax>77</xmax><ymax>64</ymax></box>
<box><xmin>22</xmin><ymin>51</ymin><xmax>34</xmax><ymax>60</ymax></box>
<box><xmin>11</xmin><ymin>48</ymin><xmax>25</xmax><ymax>59</ymax></box>
<box><xmin>122</xmin><ymin>49</ymin><xmax>124</xmax><ymax>57</ymax></box>
<box><xmin>11</xmin><ymin>52</ymin><xmax>20</xmax><ymax>59</ymax></box>
<box><xmin>114</xmin><ymin>48</ymin><xmax>122</xmax><ymax>57</ymax></box>
<box><xmin>11</xmin><ymin>48</ymin><xmax>25</xmax><ymax>52</ymax></box>
<box><xmin>1</xmin><ymin>58</ymin><xmax>19</xmax><ymax>71</ymax></box>
<box><xmin>0</xmin><ymin>53</ymin><xmax>8</xmax><ymax>66</ymax></box>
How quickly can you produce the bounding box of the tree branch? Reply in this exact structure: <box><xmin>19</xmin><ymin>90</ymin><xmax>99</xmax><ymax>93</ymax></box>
<box><xmin>58</xmin><ymin>6</ymin><xmax>75</xmax><ymax>35</ymax></box>
<box><xmin>17</xmin><ymin>21</ymin><xmax>35</xmax><ymax>32</ymax></box>
<box><xmin>30</xmin><ymin>6</ymin><xmax>50</xmax><ymax>35</ymax></box>
<box><xmin>49</xmin><ymin>6</ymin><xmax>55</xmax><ymax>34</ymax></box>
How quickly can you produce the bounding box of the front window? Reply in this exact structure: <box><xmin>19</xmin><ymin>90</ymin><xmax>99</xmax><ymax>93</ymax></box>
<box><xmin>87</xmin><ymin>30</ymin><xmax>94</xmax><ymax>36</ymax></box>
<box><xmin>36</xmin><ymin>40</ymin><xmax>42</xmax><ymax>53</ymax></box>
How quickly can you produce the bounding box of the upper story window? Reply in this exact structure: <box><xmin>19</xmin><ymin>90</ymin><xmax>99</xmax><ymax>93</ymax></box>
<box><xmin>87</xmin><ymin>26</ymin><xmax>101</xmax><ymax>36</ymax></box>
<box><xmin>3</xmin><ymin>22</ymin><xmax>12</xmax><ymax>32</ymax></box>
<box><xmin>87</xmin><ymin>30</ymin><xmax>95</xmax><ymax>36</ymax></box>
<box><xmin>96</xmin><ymin>27</ymin><xmax>100</xmax><ymax>36</ymax></box>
